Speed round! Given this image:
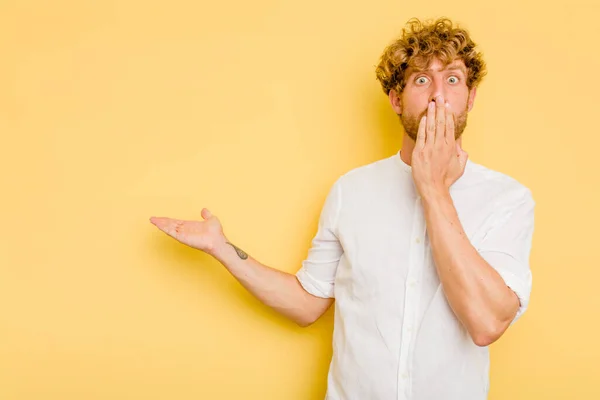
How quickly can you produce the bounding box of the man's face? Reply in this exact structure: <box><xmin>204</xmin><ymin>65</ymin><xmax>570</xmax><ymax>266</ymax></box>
<box><xmin>391</xmin><ymin>58</ymin><xmax>476</xmax><ymax>141</ymax></box>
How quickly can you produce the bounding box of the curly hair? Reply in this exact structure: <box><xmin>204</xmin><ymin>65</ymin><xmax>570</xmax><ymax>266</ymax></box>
<box><xmin>375</xmin><ymin>17</ymin><xmax>487</xmax><ymax>95</ymax></box>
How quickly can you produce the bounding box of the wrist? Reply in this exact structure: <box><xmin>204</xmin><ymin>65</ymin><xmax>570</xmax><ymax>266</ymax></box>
<box><xmin>421</xmin><ymin>189</ymin><xmax>456</xmax><ymax>226</ymax></box>
<box><xmin>208</xmin><ymin>235</ymin><xmax>230</xmax><ymax>261</ymax></box>
<box><xmin>419</xmin><ymin>185</ymin><xmax>450</xmax><ymax>203</ymax></box>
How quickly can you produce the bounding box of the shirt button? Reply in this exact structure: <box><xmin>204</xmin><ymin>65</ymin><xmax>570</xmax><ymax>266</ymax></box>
<box><xmin>416</xmin><ymin>237</ymin><xmax>421</xmax><ymax>244</ymax></box>
<box><xmin>402</xmin><ymin>372</ymin><xmax>408</xmax><ymax>379</ymax></box>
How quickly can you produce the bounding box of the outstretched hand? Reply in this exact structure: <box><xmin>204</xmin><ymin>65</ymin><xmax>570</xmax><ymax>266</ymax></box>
<box><xmin>149</xmin><ymin>208</ymin><xmax>226</xmax><ymax>255</ymax></box>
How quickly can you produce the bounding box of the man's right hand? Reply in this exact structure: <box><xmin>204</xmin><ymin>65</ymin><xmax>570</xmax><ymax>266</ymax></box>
<box><xmin>149</xmin><ymin>208</ymin><xmax>226</xmax><ymax>256</ymax></box>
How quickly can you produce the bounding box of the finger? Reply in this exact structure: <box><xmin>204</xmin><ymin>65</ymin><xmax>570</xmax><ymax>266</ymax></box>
<box><xmin>150</xmin><ymin>217</ymin><xmax>183</xmax><ymax>237</ymax></box>
<box><xmin>201</xmin><ymin>208</ymin><xmax>212</xmax><ymax>220</ymax></box>
<box><xmin>435</xmin><ymin>96</ymin><xmax>445</xmax><ymax>145</ymax></box>
<box><xmin>445</xmin><ymin>102</ymin><xmax>455</xmax><ymax>144</ymax></box>
<box><xmin>457</xmin><ymin>143</ymin><xmax>469</xmax><ymax>170</ymax></box>
<box><xmin>415</xmin><ymin>115</ymin><xmax>427</xmax><ymax>148</ymax></box>
<box><xmin>150</xmin><ymin>216</ymin><xmax>166</xmax><ymax>227</ymax></box>
<box><xmin>426</xmin><ymin>101</ymin><xmax>436</xmax><ymax>145</ymax></box>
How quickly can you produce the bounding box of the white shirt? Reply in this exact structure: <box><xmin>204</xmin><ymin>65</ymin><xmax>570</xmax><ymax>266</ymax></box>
<box><xmin>296</xmin><ymin>150</ymin><xmax>535</xmax><ymax>400</ymax></box>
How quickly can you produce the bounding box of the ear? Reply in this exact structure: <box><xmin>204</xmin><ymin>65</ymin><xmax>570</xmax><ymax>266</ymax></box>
<box><xmin>389</xmin><ymin>89</ymin><xmax>403</xmax><ymax>115</ymax></box>
<box><xmin>467</xmin><ymin>87</ymin><xmax>477</xmax><ymax>112</ymax></box>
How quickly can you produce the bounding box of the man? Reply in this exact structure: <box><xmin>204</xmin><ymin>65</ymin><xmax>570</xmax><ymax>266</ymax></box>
<box><xmin>150</xmin><ymin>17</ymin><xmax>535</xmax><ymax>400</ymax></box>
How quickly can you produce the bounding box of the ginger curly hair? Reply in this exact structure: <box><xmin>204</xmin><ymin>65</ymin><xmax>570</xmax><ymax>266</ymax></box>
<box><xmin>375</xmin><ymin>17</ymin><xmax>487</xmax><ymax>95</ymax></box>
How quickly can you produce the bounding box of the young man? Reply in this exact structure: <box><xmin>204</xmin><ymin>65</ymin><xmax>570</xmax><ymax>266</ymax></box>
<box><xmin>150</xmin><ymin>17</ymin><xmax>535</xmax><ymax>400</ymax></box>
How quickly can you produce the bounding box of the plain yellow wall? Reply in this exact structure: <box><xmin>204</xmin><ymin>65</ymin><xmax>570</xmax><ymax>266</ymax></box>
<box><xmin>1</xmin><ymin>0</ymin><xmax>599</xmax><ymax>399</ymax></box>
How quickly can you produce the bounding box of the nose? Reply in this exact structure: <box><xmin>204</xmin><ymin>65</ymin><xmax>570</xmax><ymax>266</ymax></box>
<box><xmin>428</xmin><ymin>78</ymin><xmax>446</xmax><ymax>103</ymax></box>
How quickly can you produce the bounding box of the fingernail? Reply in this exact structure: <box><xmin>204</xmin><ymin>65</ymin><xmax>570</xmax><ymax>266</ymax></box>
<box><xmin>429</xmin><ymin>102</ymin><xmax>435</xmax><ymax>110</ymax></box>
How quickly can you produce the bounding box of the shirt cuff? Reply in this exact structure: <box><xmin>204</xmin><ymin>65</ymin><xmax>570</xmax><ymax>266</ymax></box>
<box><xmin>296</xmin><ymin>268</ymin><xmax>335</xmax><ymax>299</ymax></box>
<box><xmin>480</xmin><ymin>251</ymin><xmax>533</xmax><ymax>325</ymax></box>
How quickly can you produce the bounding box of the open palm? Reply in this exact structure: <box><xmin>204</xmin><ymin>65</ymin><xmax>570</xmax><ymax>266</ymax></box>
<box><xmin>149</xmin><ymin>208</ymin><xmax>225</xmax><ymax>253</ymax></box>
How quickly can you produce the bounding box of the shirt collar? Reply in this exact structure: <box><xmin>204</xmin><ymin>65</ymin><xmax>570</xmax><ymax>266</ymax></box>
<box><xmin>393</xmin><ymin>149</ymin><xmax>473</xmax><ymax>190</ymax></box>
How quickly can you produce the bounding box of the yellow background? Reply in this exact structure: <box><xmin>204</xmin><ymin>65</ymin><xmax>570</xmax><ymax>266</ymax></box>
<box><xmin>1</xmin><ymin>0</ymin><xmax>599</xmax><ymax>399</ymax></box>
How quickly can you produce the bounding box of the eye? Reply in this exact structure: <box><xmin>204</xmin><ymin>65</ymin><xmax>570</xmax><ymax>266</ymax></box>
<box><xmin>448</xmin><ymin>76</ymin><xmax>459</xmax><ymax>84</ymax></box>
<box><xmin>416</xmin><ymin>76</ymin><xmax>429</xmax><ymax>85</ymax></box>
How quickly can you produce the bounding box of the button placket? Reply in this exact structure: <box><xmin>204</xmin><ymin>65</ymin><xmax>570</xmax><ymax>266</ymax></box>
<box><xmin>397</xmin><ymin>197</ymin><xmax>426</xmax><ymax>400</ymax></box>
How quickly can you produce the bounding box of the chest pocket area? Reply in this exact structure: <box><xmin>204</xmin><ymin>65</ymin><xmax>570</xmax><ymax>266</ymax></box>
<box><xmin>337</xmin><ymin>209</ymin><xmax>413</xmax><ymax>303</ymax></box>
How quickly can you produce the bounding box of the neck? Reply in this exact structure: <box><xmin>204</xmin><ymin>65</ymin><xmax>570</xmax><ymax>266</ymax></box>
<box><xmin>399</xmin><ymin>132</ymin><xmax>463</xmax><ymax>166</ymax></box>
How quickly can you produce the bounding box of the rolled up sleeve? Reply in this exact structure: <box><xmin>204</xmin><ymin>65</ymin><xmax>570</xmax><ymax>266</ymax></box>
<box><xmin>296</xmin><ymin>180</ymin><xmax>343</xmax><ymax>298</ymax></box>
<box><xmin>477</xmin><ymin>189</ymin><xmax>536</xmax><ymax>325</ymax></box>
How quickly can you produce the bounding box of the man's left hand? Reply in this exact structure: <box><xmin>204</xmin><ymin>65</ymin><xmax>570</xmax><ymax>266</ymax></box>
<box><xmin>411</xmin><ymin>95</ymin><xmax>469</xmax><ymax>199</ymax></box>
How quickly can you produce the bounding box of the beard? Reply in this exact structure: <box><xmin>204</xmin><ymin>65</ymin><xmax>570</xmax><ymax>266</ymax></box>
<box><xmin>401</xmin><ymin>104</ymin><xmax>469</xmax><ymax>142</ymax></box>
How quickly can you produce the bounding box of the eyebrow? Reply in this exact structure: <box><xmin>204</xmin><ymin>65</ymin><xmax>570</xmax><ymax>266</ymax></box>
<box><xmin>410</xmin><ymin>65</ymin><xmax>467</xmax><ymax>75</ymax></box>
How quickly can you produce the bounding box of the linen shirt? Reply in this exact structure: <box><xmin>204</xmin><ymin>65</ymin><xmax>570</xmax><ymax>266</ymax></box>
<box><xmin>296</xmin><ymin>150</ymin><xmax>535</xmax><ymax>400</ymax></box>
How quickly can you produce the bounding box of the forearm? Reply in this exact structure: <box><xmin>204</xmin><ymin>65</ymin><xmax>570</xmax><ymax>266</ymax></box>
<box><xmin>209</xmin><ymin>237</ymin><xmax>332</xmax><ymax>327</ymax></box>
<box><xmin>422</xmin><ymin>189</ymin><xmax>519</xmax><ymax>345</ymax></box>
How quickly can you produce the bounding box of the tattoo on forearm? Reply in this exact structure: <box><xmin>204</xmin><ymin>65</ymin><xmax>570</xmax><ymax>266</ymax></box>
<box><xmin>226</xmin><ymin>242</ymin><xmax>248</xmax><ymax>260</ymax></box>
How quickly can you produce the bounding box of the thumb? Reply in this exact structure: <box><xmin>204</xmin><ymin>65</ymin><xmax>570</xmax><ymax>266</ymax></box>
<box><xmin>201</xmin><ymin>208</ymin><xmax>213</xmax><ymax>220</ymax></box>
<box><xmin>456</xmin><ymin>143</ymin><xmax>468</xmax><ymax>169</ymax></box>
